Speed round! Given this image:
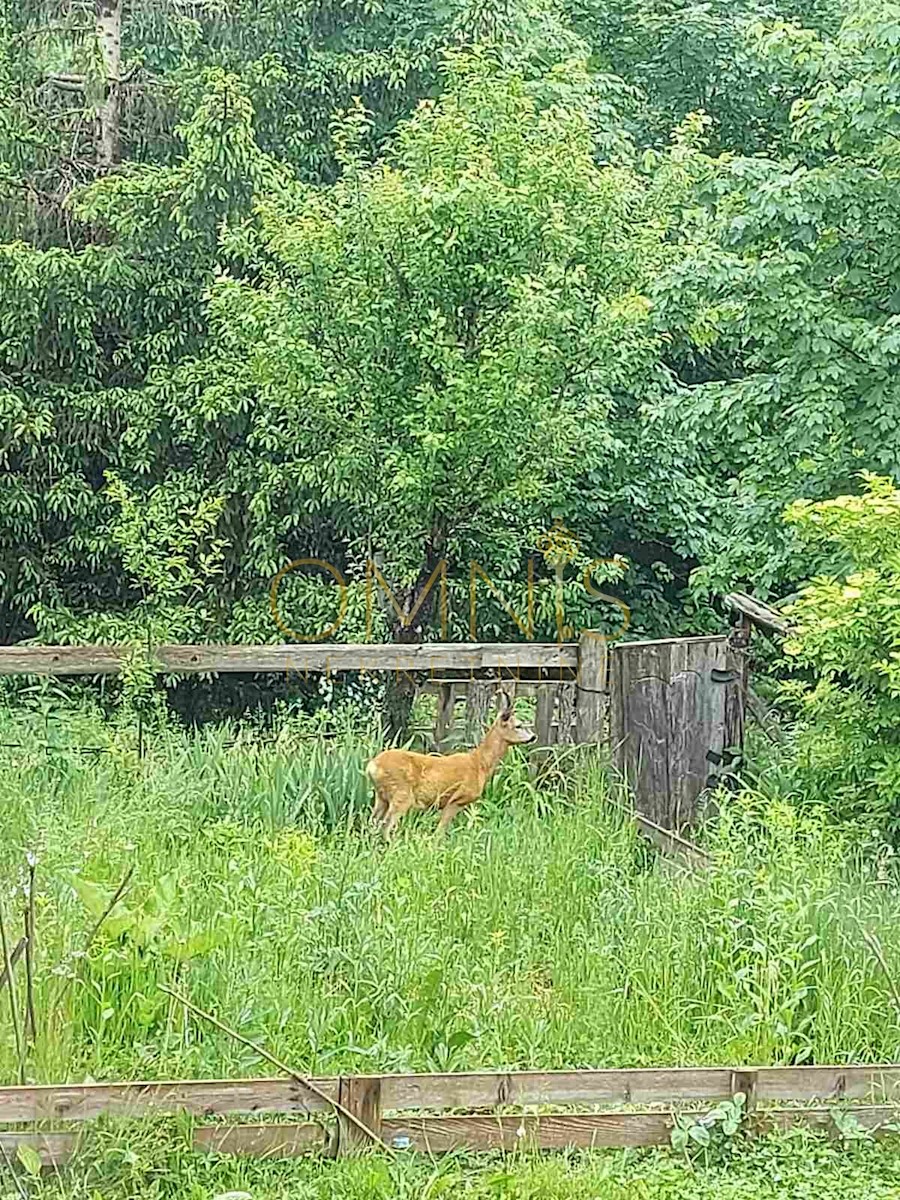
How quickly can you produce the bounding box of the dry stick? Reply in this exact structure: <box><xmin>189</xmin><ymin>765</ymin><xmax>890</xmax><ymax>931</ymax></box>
<box><xmin>23</xmin><ymin>860</ymin><xmax>37</xmax><ymax>1044</ymax></box>
<box><xmin>54</xmin><ymin>866</ymin><xmax>135</xmax><ymax>1010</ymax></box>
<box><xmin>602</xmin><ymin>792</ymin><xmax>710</xmax><ymax>871</ymax></box>
<box><xmin>0</xmin><ymin>936</ymin><xmax>25</xmax><ymax>991</ymax></box>
<box><xmin>159</xmin><ymin>985</ymin><xmax>393</xmax><ymax>1155</ymax></box>
<box><xmin>0</xmin><ymin>895</ymin><xmax>25</xmax><ymax>1085</ymax></box>
<box><xmin>746</xmin><ymin>688</ymin><xmax>785</xmax><ymax>745</ymax></box>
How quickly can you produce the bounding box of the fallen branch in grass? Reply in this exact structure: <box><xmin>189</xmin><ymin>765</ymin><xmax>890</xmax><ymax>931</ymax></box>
<box><xmin>602</xmin><ymin>793</ymin><xmax>710</xmax><ymax>871</ymax></box>
<box><xmin>160</xmin><ymin>985</ymin><xmax>393</xmax><ymax>1155</ymax></box>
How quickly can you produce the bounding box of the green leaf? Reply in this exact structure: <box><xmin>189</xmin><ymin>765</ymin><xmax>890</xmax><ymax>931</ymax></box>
<box><xmin>687</xmin><ymin>1124</ymin><xmax>711</xmax><ymax>1146</ymax></box>
<box><xmin>16</xmin><ymin>1142</ymin><xmax>43</xmax><ymax>1177</ymax></box>
<box><xmin>70</xmin><ymin>876</ymin><xmax>113</xmax><ymax>920</ymax></box>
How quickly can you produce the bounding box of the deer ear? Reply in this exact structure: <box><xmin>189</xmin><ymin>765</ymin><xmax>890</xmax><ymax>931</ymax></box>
<box><xmin>497</xmin><ymin>690</ymin><xmax>512</xmax><ymax>718</ymax></box>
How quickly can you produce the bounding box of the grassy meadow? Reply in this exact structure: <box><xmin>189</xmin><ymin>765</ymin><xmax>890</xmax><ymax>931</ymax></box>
<box><xmin>3</xmin><ymin>699</ymin><xmax>900</xmax><ymax>1197</ymax></box>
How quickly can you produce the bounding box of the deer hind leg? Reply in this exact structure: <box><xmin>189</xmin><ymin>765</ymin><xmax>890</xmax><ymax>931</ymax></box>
<box><xmin>382</xmin><ymin>790</ymin><xmax>418</xmax><ymax>839</ymax></box>
<box><xmin>372</xmin><ymin>787</ymin><xmax>389</xmax><ymax>825</ymax></box>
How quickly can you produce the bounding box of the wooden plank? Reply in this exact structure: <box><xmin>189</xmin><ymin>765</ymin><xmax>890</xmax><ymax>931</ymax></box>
<box><xmin>755</xmin><ymin>1066</ymin><xmax>900</xmax><ymax>1103</ymax></box>
<box><xmin>379</xmin><ymin>1068</ymin><xmax>736</xmax><ymax>1110</ymax></box>
<box><xmin>382</xmin><ymin>1112</ymin><xmax>674</xmax><ymax>1151</ymax></box>
<box><xmin>8</xmin><ymin>1105</ymin><xmax>900</xmax><ymax>1167</ymax></box>
<box><xmin>380</xmin><ymin>1065</ymin><xmax>900</xmax><ymax>1110</ymax></box>
<box><xmin>0</xmin><ymin>1131</ymin><xmax>79</xmax><ymax>1166</ymax></box>
<box><xmin>723</xmin><ymin>645</ymin><xmax>748</xmax><ymax>758</ymax></box>
<box><xmin>725</xmin><ymin>593</ymin><xmax>789</xmax><ymax>636</ymax></box>
<box><xmin>669</xmin><ymin>638</ymin><xmax>728</xmax><ymax>827</ymax></box>
<box><xmin>0</xmin><ymin>643</ymin><xmax>578</xmax><ymax>678</ymax></box>
<box><xmin>193</xmin><ymin>1123</ymin><xmax>325</xmax><ymax>1157</ymax></box>
<box><xmin>337</xmin><ymin>1075</ymin><xmax>382</xmax><ymax>1156</ymax></box>
<box><xmin>203</xmin><ymin>1106</ymin><xmax>900</xmax><ymax>1158</ymax></box>
<box><xmin>614</xmin><ymin>635</ymin><xmax>734</xmax><ymax>651</ymax></box>
<box><xmin>3</xmin><ymin>1067</ymin><xmax>900</xmax><ymax>1130</ymax></box>
<box><xmin>0</xmin><ymin>1077</ymin><xmax>337</xmax><ymax>1124</ymax></box>
<box><xmin>611</xmin><ymin>645</ymin><xmax>670</xmax><ymax>826</ymax></box>
<box><xmin>575</xmin><ymin>633</ymin><xmax>608</xmax><ymax>744</ymax></box>
<box><xmin>0</xmin><ymin>646</ymin><xmax>127</xmax><ymax>676</ymax></box>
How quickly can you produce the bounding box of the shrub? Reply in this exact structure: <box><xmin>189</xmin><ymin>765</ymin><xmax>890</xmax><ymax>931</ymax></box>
<box><xmin>782</xmin><ymin>473</ymin><xmax>900</xmax><ymax>838</ymax></box>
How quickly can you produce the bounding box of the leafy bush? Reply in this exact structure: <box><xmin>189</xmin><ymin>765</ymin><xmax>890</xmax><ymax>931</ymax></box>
<box><xmin>782</xmin><ymin>474</ymin><xmax>900</xmax><ymax>838</ymax></box>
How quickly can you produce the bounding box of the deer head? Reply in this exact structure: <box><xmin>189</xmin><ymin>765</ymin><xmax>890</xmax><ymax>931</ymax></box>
<box><xmin>493</xmin><ymin>690</ymin><xmax>535</xmax><ymax>744</ymax></box>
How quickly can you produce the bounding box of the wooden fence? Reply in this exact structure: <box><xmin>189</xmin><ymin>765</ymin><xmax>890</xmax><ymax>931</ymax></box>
<box><xmin>1</xmin><ymin>1064</ymin><xmax>899</xmax><ymax>1166</ymax></box>
<box><xmin>0</xmin><ymin>631</ymin><xmax>746</xmax><ymax>829</ymax></box>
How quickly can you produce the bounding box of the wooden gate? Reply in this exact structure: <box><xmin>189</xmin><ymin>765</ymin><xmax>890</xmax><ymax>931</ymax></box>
<box><xmin>609</xmin><ymin>635</ymin><xmax>745</xmax><ymax>830</ymax></box>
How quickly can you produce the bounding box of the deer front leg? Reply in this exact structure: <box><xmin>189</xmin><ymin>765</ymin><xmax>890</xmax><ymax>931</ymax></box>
<box><xmin>436</xmin><ymin>802</ymin><xmax>462</xmax><ymax>837</ymax></box>
<box><xmin>382</xmin><ymin>808</ymin><xmax>403</xmax><ymax>839</ymax></box>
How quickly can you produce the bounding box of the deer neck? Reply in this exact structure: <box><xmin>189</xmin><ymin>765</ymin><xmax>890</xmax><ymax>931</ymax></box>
<box><xmin>471</xmin><ymin>723</ymin><xmax>509</xmax><ymax>783</ymax></box>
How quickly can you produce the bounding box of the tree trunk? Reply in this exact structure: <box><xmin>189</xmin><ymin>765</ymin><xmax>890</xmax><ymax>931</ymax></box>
<box><xmin>96</xmin><ymin>0</ymin><xmax>122</xmax><ymax>170</ymax></box>
<box><xmin>380</xmin><ymin>531</ymin><xmax>444</xmax><ymax>744</ymax></box>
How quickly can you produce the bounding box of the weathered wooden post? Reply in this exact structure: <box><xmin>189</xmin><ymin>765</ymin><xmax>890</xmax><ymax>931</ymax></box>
<box><xmin>433</xmin><ymin>683</ymin><xmax>456</xmax><ymax>751</ymax></box>
<box><xmin>610</xmin><ymin>635</ymin><xmax>745</xmax><ymax>831</ymax></box>
<box><xmin>336</xmin><ymin>1075</ymin><xmax>382</xmax><ymax>1156</ymax></box>
<box><xmin>534</xmin><ymin>686</ymin><xmax>556</xmax><ymax>747</ymax></box>
<box><xmin>556</xmin><ymin>682</ymin><xmax>577</xmax><ymax>744</ymax></box>
<box><xmin>575</xmin><ymin>632</ymin><xmax>608</xmax><ymax>744</ymax></box>
<box><xmin>465</xmin><ymin>679</ymin><xmax>493</xmax><ymax>743</ymax></box>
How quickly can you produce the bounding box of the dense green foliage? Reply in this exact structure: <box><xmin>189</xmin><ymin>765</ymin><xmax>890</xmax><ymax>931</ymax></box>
<box><xmin>6</xmin><ymin>9</ymin><xmax>900</xmax><ymax>1194</ymax></box>
<box><xmin>778</xmin><ymin>475</ymin><xmax>900</xmax><ymax>835</ymax></box>
<box><xmin>4</xmin><ymin>0</ymin><xmax>899</xmax><ymax>660</ymax></box>
<box><xmin>659</xmin><ymin>4</ymin><xmax>900</xmax><ymax>596</ymax></box>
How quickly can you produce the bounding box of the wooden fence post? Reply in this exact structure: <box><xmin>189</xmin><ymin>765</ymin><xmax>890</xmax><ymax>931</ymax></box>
<box><xmin>556</xmin><ymin>682</ymin><xmax>577</xmax><ymax>744</ymax></box>
<box><xmin>575</xmin><ymin>632</ymin><xmax>608</xmax><ymax>744</ymax></box>
<box><xmin>336</xmin><ymin>1075</ymin><xmax>382</xmax><ymax>1157</ymax></box>
<box><xmin>433</xmin><ymin>683</ymin><xmax>456</xmax><ymax>751</ymax></box>
<box><xmin>534</xmin><ymin>686</ymin><xmax>556</xmax><ymax>747</ymax></box>
<box><xmin>466</xmin><ymin>680</ymin><xmax>493</xmax><ymax>743</ymax></box>
<box><xmin>610</xmin><ymin>635</ymin><xmax>739</xmax><ymax>831</ymax></box>
<box><xmin>730</xmin><ymin>1069</ymin><xmax>758</xmax><ymax>1117</ymax></box>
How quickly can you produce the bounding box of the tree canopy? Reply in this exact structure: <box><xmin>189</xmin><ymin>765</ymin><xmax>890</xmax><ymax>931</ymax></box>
<box><xmin>1</xmin><ymin>0</ymin><xmax>898</xmax><ymax>670</ymax></box>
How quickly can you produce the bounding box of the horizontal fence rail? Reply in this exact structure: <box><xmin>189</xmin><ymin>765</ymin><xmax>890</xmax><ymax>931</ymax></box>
<box><xmin>2</xmin><ymin>1065</ymin><xmax>900</xmax><ymax>1167</ymax></box>
<box><xmin>0</xmin><ymin>643</ymin><xmax>579</xmax><ymax>677</ymax></box>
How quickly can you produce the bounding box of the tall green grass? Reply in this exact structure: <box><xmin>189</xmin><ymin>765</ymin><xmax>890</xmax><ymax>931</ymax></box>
<box><xmin>1</xmin><ymin>705</ymin><xmax>900</xmax><ymax>1087</ymax></box>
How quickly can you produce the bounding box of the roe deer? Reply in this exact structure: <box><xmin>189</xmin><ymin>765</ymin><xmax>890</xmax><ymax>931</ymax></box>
<box><xmin>366</xmin><ymin>691</ymin><xmax>535</xmax><ymax>837</ymax></box>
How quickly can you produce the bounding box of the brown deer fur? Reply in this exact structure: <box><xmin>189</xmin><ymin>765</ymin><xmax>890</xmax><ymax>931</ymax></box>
<box><xmin>366</xmin><ymin>692</ymin><xmax>535</xmax><ymax>836</ymax></box>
